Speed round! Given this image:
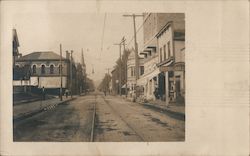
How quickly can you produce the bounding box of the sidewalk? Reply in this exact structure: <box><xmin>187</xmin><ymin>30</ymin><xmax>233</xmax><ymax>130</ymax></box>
<box><xmin>146</xmin><ymin>99</ymin><xmax>184</xmax><ymax>116</ymax></box>
<box><xmin>13</xmin><ymin>96</ymin><xmax>76</xmax><ymax>121</ymax></box>
<box><xmin>123</xmin><ymin>95</ymin><xmax>185</xmax><ymax>120</ymax></box>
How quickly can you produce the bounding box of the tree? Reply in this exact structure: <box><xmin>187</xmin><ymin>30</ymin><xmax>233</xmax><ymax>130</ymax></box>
<box><xmin>98</xmin><ymin>73</ymin><xmax>111</xmax><ymax>93</ymax></box>
<box><xmin>104</xmin><ymin>48</ymin><xmax>131</xmax><ymax>95</ymax></box>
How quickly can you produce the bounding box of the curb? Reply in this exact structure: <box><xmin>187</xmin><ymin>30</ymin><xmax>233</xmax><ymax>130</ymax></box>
<box><xmin>14</xmin><ymin>97</ymin><xmax>55</xmax><ymax>105</ymax></box>
<box><xmin>13</xmin><ymin>97</ymin><xmax>77</xmax><ymax>122</ymax></box>
<box><xmin>139</xmin><ymin>102</ymin><xmax>185</xmax><ymax>121</ymax></box>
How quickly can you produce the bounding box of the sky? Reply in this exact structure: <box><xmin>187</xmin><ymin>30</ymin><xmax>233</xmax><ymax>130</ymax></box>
<box><xmin>13</xmin><ymin>12</ymin><xmax>144</xmax><ymax>85</ymax></box>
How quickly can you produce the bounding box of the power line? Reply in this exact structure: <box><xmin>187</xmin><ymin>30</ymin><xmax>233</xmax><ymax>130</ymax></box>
<box><xmin>127</xmin><ymin>20</ymin><xmax>144</xmax><ymax>46</ymax></box>
<box><xmin>100</xmin><ymin>13</ymin><xmax>107</xmax><ymax>59</ymax></box>
<box><xmin>105</xmin><ymin>13</ymin><xmax>144</xmax><ymax>51</ymax></box>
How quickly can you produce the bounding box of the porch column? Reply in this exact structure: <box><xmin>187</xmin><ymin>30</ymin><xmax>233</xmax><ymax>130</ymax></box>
<box><xmin>165</xmin><ymin>71</ymin><xmax>169</xmax><ymax>106</ymax></box>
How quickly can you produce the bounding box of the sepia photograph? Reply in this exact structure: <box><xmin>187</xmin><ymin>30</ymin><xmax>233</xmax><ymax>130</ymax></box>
<box><xmin>12</xmin><ymin>13</ymin><xmax>185</xmax><ymax>142</ymax></box>
<box><xmin>1</xmin><ymin>0</ymin><xmax>249</xmax><ymax>155</ymax></box>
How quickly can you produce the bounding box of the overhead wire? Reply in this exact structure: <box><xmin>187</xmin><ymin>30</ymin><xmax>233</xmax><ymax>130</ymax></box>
<box><xmin>105</xmin><ymin>14</ymin><xmax>145</xmax><ymax>50</ymax></box>
<box><xmin>100</xmin><ymin>13</ymin><xmax>107</xmax><ymax>55</ymax></box>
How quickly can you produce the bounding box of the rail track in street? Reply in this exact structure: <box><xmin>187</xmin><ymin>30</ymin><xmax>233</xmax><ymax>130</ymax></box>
<box><xmin>100</xmin><ymin>95</ymin><xmax>146</xmax><ymax>142</ymax></box>
<box><xmin>90</xmin><ymin>94</ymin><xmax>97</xmax><ymax>142</ymax></box>
<box><xmin>90</xmin><ymin>92</ymin><xmax>146</xmax><ymax>142</ymax></box>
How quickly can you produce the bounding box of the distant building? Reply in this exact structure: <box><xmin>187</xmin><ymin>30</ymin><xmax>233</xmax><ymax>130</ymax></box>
<box><xmin>111</xmin><ymin>68</ymin><xmax>118</xmax><ymax>95</ymax></box>
<box><xmin>127</xmin><ymin>49</ymin><xmax>144</xmax><ymax>98</ymax></box>
<box><xmin>14</xmin><ymin>51</ymin><xmax>70</xmax><ymax>94</ymax></box>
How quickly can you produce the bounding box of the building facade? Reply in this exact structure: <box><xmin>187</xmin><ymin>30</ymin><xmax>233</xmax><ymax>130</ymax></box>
<box><xmin>126</xmin><ymin>49</ymin><xmax>144</xmax><ymax>98</ymax></box>
<box><xmin>137</xmin><ymin>13</ymin><xmax>185</xmax><ymax>104</ymax></box>
<box><xmin>156</xmin><ymin>17</ymin><xmax>185</xmax><ymax>104</ymax></box>
<box><xmin>14</xmin><ymin>51</ymin><xmax>70</xmax><ymax>94</ymax></box>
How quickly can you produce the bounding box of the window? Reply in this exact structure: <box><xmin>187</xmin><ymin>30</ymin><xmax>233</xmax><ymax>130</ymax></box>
<box><xmin>41</xmin><ymin>65</ymin><xmax>45</xmax><ymax>74</ymax></box>
<box><xmin>59</xmin><ymin>65</ymin><xmax>62</xmax><ymax>74</ymax></box>
<box><xmin>160</xmin><ymin>48</ymin><xmax>162</xmax><ymax>62</ymax></box>
<box><xmin>131</xmin><ymin>67</ymin><xmax>133</xmax><ymax>76</ymax></box>
<box><xmin>32</xmin><ymin>65</ymin><xmax>36</xmax><ymax>74</ymax></box>
<box><xmin>167</xmin><ymin>41</ymin><xmax>171</xmax><ymax>57</ymax></box>
<box><xmin>131</xmin><ymin>67</ymin><xmax>136</xmax><ymax>77</ymax></box>
<box><xmin>163</xmin><ymin>44</ymin><xmax>166</xmax><ymax>60</ymax></box>
<box><xmin>50</xmin><ymin>65</ymin><xmax>54</xmax><ymax>74</ymax></box>
<box><xmin>140</xmin><ymin>66</ymin><xmax>144</xmax><ymax>75</ymax></box>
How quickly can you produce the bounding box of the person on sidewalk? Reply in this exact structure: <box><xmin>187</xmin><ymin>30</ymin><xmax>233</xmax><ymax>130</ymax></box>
<box><xmin>42</xmin><ymin>86</ymin><xmax>46</xmax><ymax>100</ymax></box>
<box><xmin>65</xmin><ymin>89</ymin><xmax>69</xmax><ymax>98</ymax></box>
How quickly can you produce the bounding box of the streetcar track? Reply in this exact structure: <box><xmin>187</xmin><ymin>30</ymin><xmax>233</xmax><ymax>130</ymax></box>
<box><xmin>90</xmin><ymin>94</ymin><xmax>97</xmax><ymax>142</ymax></box>
<box><xmin>99</xmin><ymin>95</ymin><xmax>146</xmax><ymax>142</ymax></box>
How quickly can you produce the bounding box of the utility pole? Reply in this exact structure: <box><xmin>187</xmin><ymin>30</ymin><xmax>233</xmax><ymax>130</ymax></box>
<box><xmin>70</xmin><ymin>50</ymin><xmax>73</xmax><ymax>98</ymax></box>
<box><xmin>60</xmin><ymin>44</ymin><xmax>63</xmax><ymax>101</ymax></box>
<box><xmin>105</xmin><ymin>68</ymin><xmax>111</xmax><ymax>94</ymax></box>
<box><xmin>122</xmin><ymin>37</ymin><xmax>128</xmax><ymax>98</ymax></box>
<box><xmin>114</xmin><ymin>37</ymin><xmax>127</xmax><ymax>96</ymax></box>
<box><xmin>113</xmin><ymin>43</ymin><xmax>122</xmax><ymax>96</ymax></box>
<box><xmin>123</xmin><ymin>14</ymin><xmax>143</xmax><ymax>97</ymax></box>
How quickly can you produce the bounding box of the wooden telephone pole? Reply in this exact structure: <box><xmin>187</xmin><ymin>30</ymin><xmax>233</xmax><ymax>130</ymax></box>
<box><xmin>114</xmin><ymin>37</ymin><xmax>126</xmax><ymax>96</ymax></box>
<box><xmin>123</xmin><ymin>14</ymin><xmax>143</xmax><ymax>98</ymax></box>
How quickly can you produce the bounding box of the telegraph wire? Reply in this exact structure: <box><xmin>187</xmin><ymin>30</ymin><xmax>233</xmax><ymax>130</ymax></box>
<box><xmin>100</xmin><ymin>13</ymin><xmax>107</xmax><ymax>57</ymax></box>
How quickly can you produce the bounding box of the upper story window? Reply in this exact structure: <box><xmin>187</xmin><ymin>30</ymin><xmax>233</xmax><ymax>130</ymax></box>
<box><xmin>160</xmin><ymin>48</ymin><xmax>162</xmax><ymax>62</ymax></box>
<box><xmin>32</xmin><ymin>65</ymin><xmax>36</xmax><ymax>74</ymax></box>
<box><xmin>50</xmin><ymin>65</ymin><xmax>54</xmax><ymax>74</ymax></box>
<box><xmin>131</xmin><ymin>67</ymin><xmax>134</xmax><ymax>77</ymax></box>
<box><xmin>167</xmin><ymin>41</ymin><xmax>171</xmax><ymax>57</ymax></box>
<box><xmin>163</xmin><ymin>44</ymin><xmax>166</xmax><ymax>60</ymax></box>
<box><xmin>140</xmin><ymin>66</ymin><xmax>144</xmax><ymax>75</ymax></box>
<box><xmin>41</xmin><ymin>65</ymin><xmax>45</xmax><ymax>74</ymax></box>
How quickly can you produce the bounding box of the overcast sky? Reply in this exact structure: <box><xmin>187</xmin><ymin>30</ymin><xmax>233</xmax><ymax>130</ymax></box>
<box><xmin>13</xmin><ymin>12</ymin><xmax>143</xmax><ymax>85</ymax></box>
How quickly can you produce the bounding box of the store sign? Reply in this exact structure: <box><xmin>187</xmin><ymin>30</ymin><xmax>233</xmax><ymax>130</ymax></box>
<box><xmin>159</xmin><ymin>66</ymin><xmax>174</xmax><ymax>72</ymax></box>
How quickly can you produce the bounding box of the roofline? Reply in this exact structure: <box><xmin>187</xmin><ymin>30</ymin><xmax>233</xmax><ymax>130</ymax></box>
<box><xmin>16</xmin><ymin>58</ymin><xmax>70</xmax><ymax>62</ymax></box>
<box><xmin>156</xmin><ymin>21</ymin><xmax>173</xmax><ymax>38</ymax></box>
<box><xmin>143</xmin><ymin>13</ymin><xmax>151</xmax><ymax>23</ymax></box>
